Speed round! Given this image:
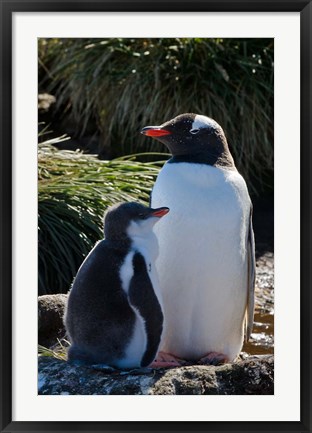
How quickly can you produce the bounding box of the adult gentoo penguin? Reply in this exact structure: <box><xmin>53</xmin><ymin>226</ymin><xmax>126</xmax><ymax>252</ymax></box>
<box><xmin>141</xmin><ymin>113</ymin><xmax>255</xmax><ymax>365</ymax></box>
<box><xmin>64</xmin><ymin>202</ymin><xmax>169</xmax><ymax>369</ymax></box>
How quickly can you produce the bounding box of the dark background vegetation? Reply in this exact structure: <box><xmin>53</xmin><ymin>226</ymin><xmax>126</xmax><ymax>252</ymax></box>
<box><xmin>38</xmin><ymin>37</ymin><xmax>274</xmax><ymax>295</ymax></box>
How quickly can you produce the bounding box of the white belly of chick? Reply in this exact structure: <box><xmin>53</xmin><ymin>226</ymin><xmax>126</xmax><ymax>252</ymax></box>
<box><xmin>151</xmin><ymin>163</ymin><xmax>250</xmax><ymax>361</ymax></box>
<box><xmin>116</xmin><ymin>238</ymin><xmax>162</xmax><ymax>368</ymax></box>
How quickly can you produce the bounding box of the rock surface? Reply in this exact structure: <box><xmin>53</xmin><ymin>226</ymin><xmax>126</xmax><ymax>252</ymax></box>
<box><xmin>255</xmin><ymin>251</ymin><xmax>274</xmax><ymax>314</ymax></box>
<box><xmin>38</xmin><ymin>355</ymin><xmax>273</xmax><ymax>395</ymax></box>
<box><xmin>38</xmin><ymin>294</ymin><xmax>67</xmax><ymax>348</ymax></box>
<box><xmin>38</xmin><ymin>93</ymin><xmax>56</xmax><ymax>112</ymax></box>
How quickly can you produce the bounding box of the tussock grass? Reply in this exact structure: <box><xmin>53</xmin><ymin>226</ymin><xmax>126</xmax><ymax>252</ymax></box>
<box><xmin>39</xmin><ymin>38</ymin><xmax>274</xmax><ymax>195</ymax></box>
<box><xmin>38</xmin><ymin>138</ymin><xmax>166</xmax><ymax>295</ymax></box>
<box><xmin>38</xmin><ymin>339</ymin><xmax>68</xmax><ymax>361</ymax></box>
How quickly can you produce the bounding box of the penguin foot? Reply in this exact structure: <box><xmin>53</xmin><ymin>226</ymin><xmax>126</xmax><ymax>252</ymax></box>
<box><xmin>198</xmin><ymin>352</ymin><xmax>229</xmax><ymax>366</ymax></box>
<box><xmin>150</xmin><ymin>351</ymin><xmax>187</xmax><ymax>368</ymax></box>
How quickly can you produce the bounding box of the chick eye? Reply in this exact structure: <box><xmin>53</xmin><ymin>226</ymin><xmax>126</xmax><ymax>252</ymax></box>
<box><xmin>190</xmin><ymin>128</ymin><xmax>200</xmax><ymax>135</ymax></box>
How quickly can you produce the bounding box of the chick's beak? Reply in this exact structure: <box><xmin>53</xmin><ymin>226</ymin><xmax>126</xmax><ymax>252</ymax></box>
<box><xmin>149</xmin><ymin>207</ymin><xmax>170</xmax><ymax>218</ymax></box>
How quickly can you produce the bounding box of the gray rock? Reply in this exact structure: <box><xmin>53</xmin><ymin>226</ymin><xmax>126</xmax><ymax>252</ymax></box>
<box><xmin>38</xmin><ymin>93</ymin><xmax>56</xmax><ymax>112</ymax></box>
<box><xmin>38</xmin><ymin>294</ymin><xmax>68</xmax><ymax>348</ymax></box>
<box><xmin>38</xmin><ymin>355</ymin><xmax>274</xmax><ymax>395</ymax></box>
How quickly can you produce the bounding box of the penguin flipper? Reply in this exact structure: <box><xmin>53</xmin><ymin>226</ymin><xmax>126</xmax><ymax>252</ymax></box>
<box><xmin>128</xmin><ymin>252</ymin><xmax>164</xmax><ymax>367</ymax></box>
<box><xmin>245</xmin><ymin>206</ymin><xmax>256</xmax><ymax>342</ymax></box>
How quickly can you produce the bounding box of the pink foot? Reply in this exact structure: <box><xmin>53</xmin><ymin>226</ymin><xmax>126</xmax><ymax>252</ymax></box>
<box><xmin>149</xmin><ymin>351</ymin><xmax>186</xmax><ymax>368</ymax></box>
<box><xmin>198</xmin><ymin>352</ymin><xmax>229</xmax><ymax>366</ymax></box>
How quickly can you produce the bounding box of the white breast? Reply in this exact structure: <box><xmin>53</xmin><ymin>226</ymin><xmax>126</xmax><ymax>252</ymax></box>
<box><xmin>116</xmin><ymin>232</ymin><xmax>163</xmax><ymax>368</ymax></box>
<box><xmin>116</xmin><ymin>250</ymin><xmax>145</xmax><ymax>368</ymax></box>
<box><xmin>151</xmin><ymin>162</ymin><xmax>251</xmax><ymax>361</ymax></box>
<box><xmin>127</xmin><ymin>226</ymin><xmax>163</xmax><ymax>303</ymax></box>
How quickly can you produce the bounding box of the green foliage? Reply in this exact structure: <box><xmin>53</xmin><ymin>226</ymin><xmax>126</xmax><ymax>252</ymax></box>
<box><xmin>38</xmin><ymin>339</ymin><xmax>68</xmax><ymax>360</ymax></box>
<box><xmin>38</xmin><ymin>138</ymin><xmax>166</xmax><ymax>295</ymax></box>
<box><xmin>39</xmin><ymin>38</ymin><xmax>274</xmax><ymax>195</ymax></box>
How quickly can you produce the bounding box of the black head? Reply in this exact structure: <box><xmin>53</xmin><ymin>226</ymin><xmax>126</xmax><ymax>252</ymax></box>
<box><xmin>104</xmin><ymin>202</ymin><xmax>169</xmax><ymax>241</ymax></box>
<box><xmin>141</xmin><ymin>113</ymin><xmax>235</xmax><ymax>168</ymax></box>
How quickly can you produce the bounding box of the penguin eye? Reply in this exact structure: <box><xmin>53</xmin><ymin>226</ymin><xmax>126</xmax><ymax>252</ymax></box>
<box><xmin>138</xmin><ymin>213</ymin><xmax>146</xmax><ymax>220</ymax></box>
<box><xmin>190</xmin><ymin>128</ymin><xmax>200</xmax><ymax>135</ymax></box>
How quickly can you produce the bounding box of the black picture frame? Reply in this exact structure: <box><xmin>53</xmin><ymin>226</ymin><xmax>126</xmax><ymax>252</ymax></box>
<box><xmin>1</xmin><ymin>0</ymin><xmax>311</xmax><ymax>432</ymax></box>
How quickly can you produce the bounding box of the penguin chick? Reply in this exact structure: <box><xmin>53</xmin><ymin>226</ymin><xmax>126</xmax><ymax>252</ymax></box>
<box><xmin>141</xmin><ymin>113</ymin><xmax>255</xmax><ymax>366</ymax></box>
<box><xmin>64</xmin><ymin>202</ymin><xmax>169</xmax><ymax>369</ymax></box>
